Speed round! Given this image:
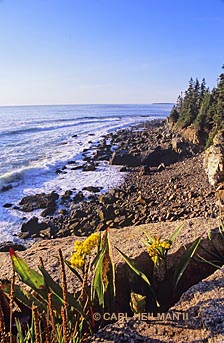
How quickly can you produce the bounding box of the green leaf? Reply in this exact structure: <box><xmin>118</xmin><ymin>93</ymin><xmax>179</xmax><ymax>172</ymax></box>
<box><xmin>91</xmin><ymin>229</ymin><xmax>116</xmax><ymax>310</ymax></box>
<box><xmin>15</xmin><ymin>318</ymin><xmax>25</xmax><ymax>343</ymax></box>
<box><xmin>64</xmin><ymin>259</ymin><xmax>83</xmax><ymax>283</ymax></box>
<box><xmin>39</xmin><ymin>265</ymin><xmax>89</xmax><ymax>322</ymax></box>
<box><xmin>207</xmin><ymin>229</ymin><xmax>212</xmax><ymax>240</ymax></box>
<box><xmin>199</xmin><ymin>244</ymin><xmax>223</xmax><ymax>260</ymax></box>
<box><xmin>9</xmin><ymin>248</ymin><xmax>47</xmax><ymax>297</ymax></box>
<box><xmin>115</xmin><ymin>247</ymin><xmax>159</xmax><ymax>307</ymax></box>
<box><xmin>197</xmin><ymin>254</ymin><xmax>222</xmax><ymax>269</ymax></box>
<box><xmin>169</xmin><ymin>223</ymin><xmax>185</xmax><ymax>244</ymax></box>
<box><xmin>173</xmin><ymin>237</ymin><xmax>201</xmax><ymax>289</ymax></box>
<box><xmin>91</xmin><ymin>250</ymin><xmax>105</xmax><ymax>307</ymax></box>
<box><xmin>142</xmin><ymin>230</ymin><xmax>154</xmax><ymax>244</ymax></box>
<box><xmin>1</xmin><ymin>283</ymin><xmax>46</xmax><ymax>312</ymax></box>
<box><xmin>102</xmin><ymin>229</ymin><xmax>116</xmax><ymax>311</ymax></box>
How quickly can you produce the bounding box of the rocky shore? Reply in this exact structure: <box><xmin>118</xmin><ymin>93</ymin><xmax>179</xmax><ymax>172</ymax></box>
<box><xmin>1</xmin><ymin>119</ymin><xmax>224</xmax><ymax>342</ymax></box>
<box><xmin>1</xmin><ymin>119</ymin><xmax>219</xmax><ymax>250</ymax></box>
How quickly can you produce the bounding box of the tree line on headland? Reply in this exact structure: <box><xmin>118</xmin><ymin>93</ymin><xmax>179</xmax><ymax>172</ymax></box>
<box><xmin>168</xmin><ymin>64</ymin><xmax>224</xmax><ymax>147</ymax></box>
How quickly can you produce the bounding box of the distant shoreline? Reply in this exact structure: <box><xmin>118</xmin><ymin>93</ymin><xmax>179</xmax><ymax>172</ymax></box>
<box><xmin>152</xmin><ymin>102</ymin><xmax>174</xmax><ymax>105</ymax></box>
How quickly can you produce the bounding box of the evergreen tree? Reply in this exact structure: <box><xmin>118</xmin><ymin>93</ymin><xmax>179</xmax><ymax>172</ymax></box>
<box><xmin>169</xmin><ymin>105</ymin><xmax>179</xmax><ymax>122</ymax></box>
<box><xmin>195</xmin><ymin>89</ymin><xmax>212</xmax><ymax>129</ymax></box>
<box><xmin>168</xmin><ymin>64</ymin><xmax>224</xmax><ymax>146</ymax></box>
<box><xmin>178</xmin><ymin>78</ymin><xmax>199</xmax><ymax>127</ymax></box>
<box><xmin>214</xmin><ymin>64</ymin><xmax>224</xmax><ymax>128</ymax></box>
<box><xmin>200</xmin><ymin>78</ymin><xmax>207</xmax><ymax>101</ymax></box>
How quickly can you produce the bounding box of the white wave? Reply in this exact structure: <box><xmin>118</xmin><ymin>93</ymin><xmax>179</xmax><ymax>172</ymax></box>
<box><xmin>0</xmin><ymin>104</ymin><xmax>172</xmax><ymax>243</ymax></box>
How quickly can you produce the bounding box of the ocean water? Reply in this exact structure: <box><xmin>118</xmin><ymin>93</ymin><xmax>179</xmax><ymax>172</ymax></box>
<box><xmin>0</xmin><ymin>104</ymin><xmax>172</xmax><ymax>243</ymax></box>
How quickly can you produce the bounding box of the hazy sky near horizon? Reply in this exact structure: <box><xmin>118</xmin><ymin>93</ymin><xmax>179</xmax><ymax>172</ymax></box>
<box><xmin>0</xmin><ymin>0</ymin><xmax>224</xmax><ymax>106</ymax></box>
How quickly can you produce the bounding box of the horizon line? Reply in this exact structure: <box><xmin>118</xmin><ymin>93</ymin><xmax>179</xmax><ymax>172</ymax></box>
<box><xmin>0</xmin><ymin>102</ymin><xmax>174</xmax><ymax>108</ymax></box>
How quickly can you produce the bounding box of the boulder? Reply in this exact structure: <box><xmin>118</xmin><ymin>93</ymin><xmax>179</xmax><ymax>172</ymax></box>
<box><xmin>98</xmin><ymin>194</ymin><xmax>116</xmax><ymax>205</ymax></box>
<box><xmin>1</xmin><ymin>184</ymin><xmax>13</xmax><ymax>192</ymax></box>
<box><xmin>181</xmin><ymin>126</ymin><xmax>206</xmax><ymax>146</ymax></box>
<box><xmin>41</xmin><ymin>201</ymin><xmax>57</xmax><ymax>217</ymax></box>
<box><xmin>19</xmin><ymin>192</ymin><xmax>59</xmax><ymax>212</ymax></box>
<box><xmin>141</xmin><ymin>147</ymin><xmax>179</xmax><ymax>167</ymax></box>
<box><xmin>171</xmin><ymin>136</ymin><xmax>192</xmax><ymax>155</ymax></box>
<box><xmin>3</xmin><ymin>203</ymin><xmax>13</xmax><ymax>208</ymax></box>
<box><xmin>110</xmin><ymin>151</ymin><xmax>141</xmax><ymax>167</ymax></box>
<box><xmin>82</xmin><ymin>163</ymin><xmax>97</xmax><ymax>171</ymax></box>
<box><xmin>89</xmin><ymin>265</ymin><xmax>224</xmax><ymax>343</ymax></box>
<box><xmin>0</xmin><ymin>241</ymin><xmax>26</xmax><ymax>252</ymax></box>
<box><xmin>20</xmin><ymin>216</ymin><xmax>48</xmax><ymax>237</ymax></box>
<box><xmin>82</xmin><ymin>186</ymin><xmax>102</xmax><ymax>193</ymax></box>
<box><xmin>204</xmin><ymin>137</ymin><xmax>224</xmax><ymax>186</ymax></box>
<box><xmin>73</xmin><ymin>191</ymin><xmax>84</xmax><ymax>203</ymax></box>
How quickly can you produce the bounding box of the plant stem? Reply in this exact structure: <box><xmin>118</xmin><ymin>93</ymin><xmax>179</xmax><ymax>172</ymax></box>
<box><xmin>9</xmin><ymin>271</ymin><xmax>15</xmax><ymax>343</ymax></box>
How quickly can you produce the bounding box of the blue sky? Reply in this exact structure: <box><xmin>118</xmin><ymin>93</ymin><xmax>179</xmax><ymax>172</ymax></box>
<box><xmin>0</xmin><ymin>0</ymin><xmax>224</xmax><ymax>105</ymax></box>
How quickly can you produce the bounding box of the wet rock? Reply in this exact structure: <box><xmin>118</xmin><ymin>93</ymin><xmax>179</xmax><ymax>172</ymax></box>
<box><xmin>73</xmin><ymin>191</ymin><xmax>84</xmax><ymax>203</ymax></box>
<box><xmin>70</xmin><ymin>209</ymin><xmax>86</xmax><ymax>219</ymax></box>
<box><xmin>82</xmin><ymin>163</ymin><xmax>97</xmax><ymax>171</ymax></box>
<box><xmin>18</xmin><ymin>232</ymin><xmax>31</xmax><ymax>239</ymax></box>
<box><xmin>0</xmin><ymin>241</ymin><xmax>26</xmax><ymax>252</ymax></box>
<box><xmin>98</xmin><ymin>194</ymin><xmax>116</xmax><ymax>205</ymax></box>
<box><xmin>58</xmin><ymin>209</ymin><xmax>68</xmax><ymax>215</ymax></box>
<box><xmin>71</xmin><ymin>165</ymin><xmax>83</xmax><ymax>170</ymax></box>
<box><xmin>56</xmin><ymin>169</ymin><xmax>63</xmax><ymax>174</ymax></box>
<box><xmin>21</xmin><ymin>216</ymin><xmax>48</xmax><ymax>238</ymax></box>
<box><xmin>19</xmin><ymin>192</ymin><xmax>59</xmax><ymax>212</ymax></box>
<box><xmin>61</xmin><ymin>190</ymin><xmax>73</xmax><ymax>202</ymax></box>
<box><xmin>82</xmin><ymin>186</ymin><xmax>102</xmax><ymax>193</ymax></box>
<box><xmin>1</xmin><ymin>184</ymin><xmax>13</xmax><ymax>192</ymax></box>
<box><xmin>3</xmin><ymin>203</ymin><xmax>13</xmax><ymax>208</ymax></box>
<box><xmin>120</xmin><ymin>166</ymin><xmax>128</xmax><ymax>172</ymax></box>
<box><xmin>87</xmin><ymin>195</ymin><xmax>98</xmax><ymax>202</ymax></box>
<box><xmin>41</xmin><ymin>201</ymin><xmax>57</xmax><ymax>217</ymax></box>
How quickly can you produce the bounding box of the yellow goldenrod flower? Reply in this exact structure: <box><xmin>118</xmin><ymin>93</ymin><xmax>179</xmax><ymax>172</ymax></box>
<box><xmin>70</xmin><ymin>252</ymin><xmax>85</xmax><ymax>269</ymax></box>
<box><xmin>82</xmin><ymin>232</ymin><xmax>100</xmax><ymax>253</ymax></box>
<box><xmin>70</xmin><ymin>232</ymin><xmax>100</xmax><ymax>269</ymax></box>
<box><xmin>74</xmin><ymin>240</ymin><xmax>84</xmax><ymax>253</ymax></box>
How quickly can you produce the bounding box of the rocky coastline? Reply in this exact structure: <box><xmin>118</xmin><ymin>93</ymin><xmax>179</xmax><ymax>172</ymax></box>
<box><xmin>1</xmin><ymin>119</ymin><xmax>219</xmax><ymax>251</ymax></box>
<box><xmin>1</xmin><ymin>119</ymin><xmax>224</xmax><ymax>341</ymax></box>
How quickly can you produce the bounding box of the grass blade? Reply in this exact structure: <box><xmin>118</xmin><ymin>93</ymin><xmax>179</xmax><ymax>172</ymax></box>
<box><xmin>115</xmin><ymin>247</ymin><xmax>159</xmax><ymax>307</ymax></box>
<box><xmin>173</xmin><ymin>237</ymin><xmax>201</xmax><ymax>289</ymax></box>
<box><xmin>169</xmin><ymin>223</ymin><xmax>184</xmax><ymax>244</ymax></box>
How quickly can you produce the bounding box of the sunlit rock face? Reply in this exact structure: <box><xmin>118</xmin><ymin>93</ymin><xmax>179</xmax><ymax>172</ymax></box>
<box><xmin>204</xmin><ymin>131</ymin><xmax>224</xmax><ymax>187</ymax></box>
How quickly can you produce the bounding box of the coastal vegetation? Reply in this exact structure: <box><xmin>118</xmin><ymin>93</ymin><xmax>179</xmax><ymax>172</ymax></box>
<box><xmin>0</xmin><ymin>230</ymin><xmax>115</xmax><ymax>343</ymax></box>
<box><xmin>0</xmin><ymin>224</ymin><xmax>223</xmax><ymax>342</ymax></box>
<box><xmin>169</xmin><ymin>64</ymin><xmax>224</xmax><ymax>146</ymax></box>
